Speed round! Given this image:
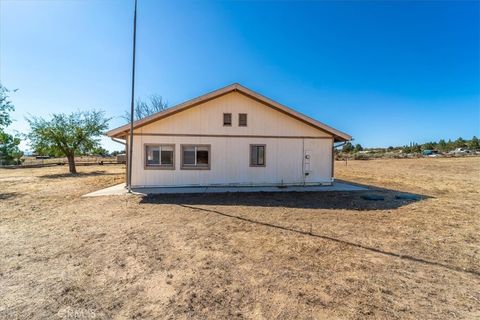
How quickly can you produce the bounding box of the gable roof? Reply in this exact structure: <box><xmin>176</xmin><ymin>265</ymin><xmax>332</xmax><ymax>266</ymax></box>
<box><xmin>107</xmin><ymin>83</ymin><xmax>352</xmax><ymax>142</ymax></box>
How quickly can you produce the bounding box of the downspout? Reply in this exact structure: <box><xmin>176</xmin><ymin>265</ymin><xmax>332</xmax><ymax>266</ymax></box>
<box><xmin>333</xmin><ymin>139</ymin><xmax>352</xmax><ymax>180</ymax></box>
<box><xmin>333</xmin><ymin>141</ymin><xmax>348</xmax><ymax>149</ymax></box>
<box><xmin>111</xmin><ymin>137</ymin><xmax>126</xmax><ymax>145</ymax></box>
<box><xmin>111</xmin><ymin>137</ymin><xmax>127</xmax><ymax>184</ymax></box>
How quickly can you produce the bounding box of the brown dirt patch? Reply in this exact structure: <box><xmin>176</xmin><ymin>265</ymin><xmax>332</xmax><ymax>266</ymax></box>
<box><xmin>0</xmin><ymin>159</ymin><xmax>479</xmax><ymax>319</ymax></box>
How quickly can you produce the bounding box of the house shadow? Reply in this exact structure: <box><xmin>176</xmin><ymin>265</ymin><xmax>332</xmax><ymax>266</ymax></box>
<box><xmin>139</xmin><ymin>181</ymin><xmax>430</xmax><ymax>211</ymax></box>
<box><xmin>39</xmin><ymin>171</ymin><xmax>117</xmax><ymax>179</ymax></box>
<box><xmin>137</xmin><ymin>184</ymin><xmax>480</xmax><ymax>277</ymax></box>
<box><xmin>0</xmin><ymin>192</ymin><xmax>20</xmax><ymax>200</ymax></box>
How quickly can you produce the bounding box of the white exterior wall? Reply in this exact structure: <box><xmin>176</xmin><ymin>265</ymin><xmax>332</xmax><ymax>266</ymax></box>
<box><xmin>128</xmin><ymin>92</ymin><xmax>334</xmax><ymax>187</ymax></box>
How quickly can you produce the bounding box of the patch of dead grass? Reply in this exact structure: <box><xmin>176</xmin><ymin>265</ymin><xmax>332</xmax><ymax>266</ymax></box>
<box><xmin>0</xmin><ymin>159</ymin><xmax>479</xmax><ymax>319</ymax></box>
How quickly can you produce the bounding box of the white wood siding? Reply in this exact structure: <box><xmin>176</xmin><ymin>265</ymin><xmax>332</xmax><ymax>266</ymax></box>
<box><xmin>129</xmin><ymin>92</ymin><xmax>334</xmax><ymax>187</ymax></box>
<box><xmin>138</xmin><ymin>92</ymin><xmax>331</xmax><ymax>137</ymax></box>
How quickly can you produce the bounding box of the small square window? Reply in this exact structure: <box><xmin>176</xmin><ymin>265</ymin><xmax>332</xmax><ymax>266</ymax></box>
<box><xmin>223</xmin><ymin>113</ymin><xmax>232</xmax><ymax>126</ymax></box>
<box><xmin>250</xmin><ymin>145</ymin><xmax>265</xmax><ymax>167</ymax></box>
<box><xmin>239</xmin><ymin>113</ymin><xmax>247</xmax><ymax>126</ymax></box>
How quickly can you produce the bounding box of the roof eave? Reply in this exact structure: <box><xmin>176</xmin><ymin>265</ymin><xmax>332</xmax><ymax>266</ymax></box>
<box><xmin>106</xmin><ymin>83</ymin><xmax>352</xmax><ymax>141</ymax></box>
<box><xmin>333</xmin><ymin>135</ymin><xmax>351</xmax><ymax>143</ymax></box>
<box><xmin>106</xmin><ymin>83</ymin><xmax>239</xmax><ymax>138</ymax></box>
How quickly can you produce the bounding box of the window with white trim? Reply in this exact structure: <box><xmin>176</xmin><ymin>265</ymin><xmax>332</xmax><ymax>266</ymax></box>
<box><xmin>145</xmin><ymin>144</ymin><xmax>174</xmax><ymax>168</ymax></box>
<box><xmin>181</xmin><ymin>145</ymin><xmax>210</xmax><ymax>169</ymax></box>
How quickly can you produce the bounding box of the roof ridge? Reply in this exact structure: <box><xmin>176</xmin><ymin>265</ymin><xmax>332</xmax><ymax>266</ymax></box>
<box><xmin>106</xmin><ymin>83</ymin><xmax>351</xmax><ymax>142</ymax></box>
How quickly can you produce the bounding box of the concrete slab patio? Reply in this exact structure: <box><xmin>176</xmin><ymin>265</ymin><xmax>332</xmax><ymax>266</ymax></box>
<box><xmin>82</xmin><ymin>182</ymin><xmax>368</xmax><ymax>197</ymax></box>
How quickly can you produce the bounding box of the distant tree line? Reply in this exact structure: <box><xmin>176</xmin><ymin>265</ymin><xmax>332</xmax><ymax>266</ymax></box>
<box><xmin>341</xmin><ymin>142</ymin><xmax>364</xmax><ymax>153</ymax></box>
<box><xmin>3</xmin><ymin>80</ymin><xmax>478</xmax><ymax>171</ymax></box>
<box><xmin>340</xmin><ymin>136</ymin><xmax>480</xmax><ymax>155</ymax></box>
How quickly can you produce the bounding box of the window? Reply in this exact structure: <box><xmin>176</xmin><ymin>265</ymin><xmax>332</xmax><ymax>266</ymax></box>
<box><xmin>250</xmin><ymin>144</ymin><xmax>266</xmax><ymax>167</ymax></box>
<box><xmin>181</xmin><ymin>145</ymin><xmax>211</xmax><ymax>169</ymax></box>
<box><xmin>223</xmin><ymin>113</ymin><xmax>232</xmax><ymax>126</ymax></box>
<box><xmin>239</xmin><ymin>113</ymin><xmax>247</xmax><ymax>126</ymax></box>
<box><xmin>145</xmin><ymin>144</ymin><xmax>174</xmax><ymax>169</ymax></box>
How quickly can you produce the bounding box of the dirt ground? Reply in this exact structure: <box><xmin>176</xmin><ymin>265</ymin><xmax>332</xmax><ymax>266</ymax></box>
<box><xmin>0</xmin><ymin>158</ymin><xmax>479</xmax><ymax>319</ymax></box>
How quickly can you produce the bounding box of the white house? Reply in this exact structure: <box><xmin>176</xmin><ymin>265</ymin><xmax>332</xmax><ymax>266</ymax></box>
<box><xmin>107</xmin><ymin>84</ymin><xmax>351</xmax><ymax>188</ymax></box>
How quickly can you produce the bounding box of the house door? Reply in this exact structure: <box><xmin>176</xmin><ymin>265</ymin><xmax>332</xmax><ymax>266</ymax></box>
<box><xmin>304</xmin><ymin>149</ymin><xmax>313</xmax><ymax>183</ymax></box>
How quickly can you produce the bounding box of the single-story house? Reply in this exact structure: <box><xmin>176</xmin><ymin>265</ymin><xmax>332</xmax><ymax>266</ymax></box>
<box><xmin>107</xmin><ymin>83</ymin><xmax>351</xmax><ymax>187</ymax></box>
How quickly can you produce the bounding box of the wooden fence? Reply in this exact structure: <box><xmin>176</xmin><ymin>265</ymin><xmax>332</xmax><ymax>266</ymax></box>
<box><xmin>0</xmin><ymin>156</ymin><xmax>124</xmax><ymax>168</ymax></box>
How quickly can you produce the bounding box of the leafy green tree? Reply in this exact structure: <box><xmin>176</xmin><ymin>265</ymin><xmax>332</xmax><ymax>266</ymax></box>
<box><xmin>437</xmin><ymin>139</ymin><xmax>447</xmax><ymax>152</ymax></box>
<box><xmin>446</xmin><ymin>139</ymin><xmax>455</xmax><ymax>151</ymax></box>
<box><xmin>403</xmin><ymin>142</ymin><xmax>421</xmax><ymax>153</ymax></box>
<box><xmin>468</xmin><ymin>136</ymin><xmax>479</xmax><ymax>151</ymax></box>
<box><xmin>454</xmin><ymin>137</ymin><xmax>467</xmax><ymax>149</ymax></box>
<box><xmin>342</xmin><ymin>142</ymin><xmax>354</xmax><ymax>153</ymax></box>
<box><xmin>354</xmin><ymin>144</ymin><xmax>363</xmax><ymax>152</ymax></box>
<box><xmin>422</xmin><ymin>142</ymin><xmax>436</xmax><ymax>151</ymax></box>
<box><xmin>0</xmin><ymin>84</ymin><xmax>23</xmax><ymax>165</ymax></box>
<box><xmin>0</xmin><ymin>131</ymin><xmax>23</xmax><ymax>165</ymax></box>
<box><xmin>0</xmin><ymin>84</ymin><xmax>15</xmax><ymax>128</ymax></box>
<box><xmin>91</xmin><ymin>146</ymin><xmax>110</xmax><ymax>156</ymax></box>
<box><xmin>412</xmin><ymin>143</ymin><xmax>422</xmax><ymax>153</ymax></box>
<box><xmin>111</xmin><ymin>150</ymin><xmax>124</xmax><ymax>156</ymax></box>
<box><xmin>27</xmin><ymin>111</ymin><xmax>110</xmax><ymax>173</ymax></box>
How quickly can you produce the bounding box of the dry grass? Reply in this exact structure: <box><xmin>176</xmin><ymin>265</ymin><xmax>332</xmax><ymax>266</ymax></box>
<box><xmin>0</xmin><ymin>158</ymin><xmax>479</xmax><ymax>319</ymax></box>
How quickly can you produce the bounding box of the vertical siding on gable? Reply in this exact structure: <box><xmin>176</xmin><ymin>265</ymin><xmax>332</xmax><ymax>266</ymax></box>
<box><xmin>137</xmin><ymin>92</ymin><xmax>331</xmax><ymax>138</ymax></box>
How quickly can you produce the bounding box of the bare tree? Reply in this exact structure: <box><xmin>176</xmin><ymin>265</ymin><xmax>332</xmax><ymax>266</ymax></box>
<box><xmin>123</xmin><ymin>94</ymin><xmax>168</xmax><ymax>122</ymax></box>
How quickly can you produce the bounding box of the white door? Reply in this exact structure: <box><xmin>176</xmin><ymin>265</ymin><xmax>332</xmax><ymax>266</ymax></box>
<box><xmin>304</xmin><ymin>149</ymin><xmax>313</xmax><ymax>183</ymax></box>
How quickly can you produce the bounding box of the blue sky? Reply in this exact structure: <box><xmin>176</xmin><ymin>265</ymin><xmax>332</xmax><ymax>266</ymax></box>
<box><xmin>1</xmin><ymin>0</ymin><xmax>479</xmax><ymax>151</ymax></box>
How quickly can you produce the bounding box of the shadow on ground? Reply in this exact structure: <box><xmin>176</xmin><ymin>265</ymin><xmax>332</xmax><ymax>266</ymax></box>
<box><xmin>139</xmin><ymin>185</ymin><xmax>478</xmax><ymax>277</ymax></box>
<box><xmin>39</xmin><ymin>171</ymin><xmax>118</xmax><ymax>179</ymax></box>
<box><xmin>0</xmin><ymin>192</ymin><xmax>20</xmax><ymax>200</ymax></box>
<box><xmin>140</xmin><ymin>181</ymin><xmax>429</xmax><ymax>211</ymax></box>
<box><xmin>178</xmin><ymin>203</ymin><xmax>478</xmax><ymax>277</ymax></box>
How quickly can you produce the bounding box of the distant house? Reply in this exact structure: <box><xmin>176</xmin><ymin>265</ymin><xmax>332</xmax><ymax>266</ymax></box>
<box><xmin>107</xmin><ymin>84</ymin><xmax>351</xmax><ymax>187</ymax></box>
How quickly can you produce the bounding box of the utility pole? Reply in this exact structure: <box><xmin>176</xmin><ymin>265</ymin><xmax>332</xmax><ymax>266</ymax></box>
<box><xmin>127</xmin><ymin>0</ymin><xmax>137</xmax><ymax>192</ymax></box>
